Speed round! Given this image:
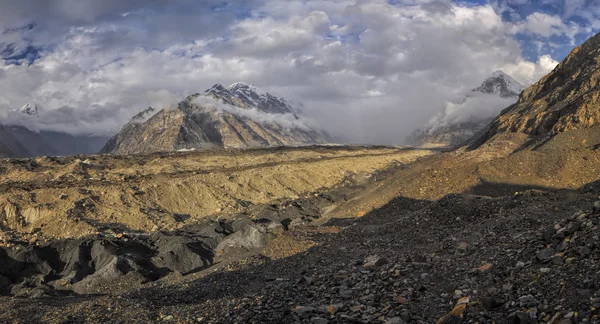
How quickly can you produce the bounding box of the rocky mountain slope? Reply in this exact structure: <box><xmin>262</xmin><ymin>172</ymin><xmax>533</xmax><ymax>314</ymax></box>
<box><xmin>101</xmin><ymin>83</ymin><xmax>328</xmax><ymax>155</ymax></box>
<box><xmin>473</xmin><ymin>33</ymin><xmax>600</xmax><ymax>148</ymax></box>
<box><xmin>407</xmin><ymin>71</ymin><xmax>524</xmax><ymax>148</ymax></box>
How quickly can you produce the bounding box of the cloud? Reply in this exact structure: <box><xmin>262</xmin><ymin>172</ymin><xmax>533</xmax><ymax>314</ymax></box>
<box><xmin>426</xmin><ymin>94</ymin><xmax>519</xmax><ymax>133</ymax></box>
<box><xmin>500</xmin><ymin>54</ymin><xmax>559</xmax><ymax>85</ymax></box>
<box><xmin>0</xmin><ymin>0</ymin><xmax>588</xmax><ymax>144</ymax></box>
<box><xmin>191</xmin><ymin>95</ymin><xmax>318</xmax><ymax>132</ymax></box>
<box><xmin>511</xmin><ymin>12</ymin><xmax>585</xmax><ymax>41</ymax></box>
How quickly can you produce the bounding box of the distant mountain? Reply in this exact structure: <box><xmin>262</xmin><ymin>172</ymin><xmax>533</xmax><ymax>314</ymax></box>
<box><xmin>472</xmin><ymin>32</ymin><xmax>600</xmax><ymax>148</ymax></box>
<box><xmin>100</xmin><ymin>83</ymin><xmax>329</xmax><ymax>155</ymax></box>
<box><xmin>0</xmin><ymin>125</ymin><xmax>32</xmax><ymax>158</ymax></box>
<box><xmin>14</xmin><ymin>103</ymin><xmax>40</xmax><ymax>117</ymax></box>
<box><xmin>472</xmin><ymin>70</ymin><xmax>524</xmax><ymax>98</ymax></box>
<box><xmin>407</xmin><ymin>71</ymin><xmax>524</xmax><ymax>148</ymax></box>
<box><xmin>0</xmin><ymin>106</ymin><xmax>111</xmax><ymax>158</ymax></box>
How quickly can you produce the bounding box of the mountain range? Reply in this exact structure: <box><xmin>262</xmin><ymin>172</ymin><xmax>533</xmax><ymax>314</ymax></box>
<box><xmin>100</xmin><ymin>83</ymin><xmax>329</xmax><ymax>155</ymax></box>
<box><xmin>407</xmin><ymin>71</ymin><xmax>525</xmax><ymax>148</ymax></box>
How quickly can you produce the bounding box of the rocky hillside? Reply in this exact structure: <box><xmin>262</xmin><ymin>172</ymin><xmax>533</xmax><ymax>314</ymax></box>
<box><xmin>101</xmin><ymin>83</ymin><xmax>328</xmax><ymax>155</ymax></box>
<box><xmin>474</xmin><ymin>32</ymin><xmax>600</xmax><ymax>147</ymax></box>
<box><xmin>408</xmin><ymin>71</ymin><xmax>524</xmax><ymax>148</ymax></box>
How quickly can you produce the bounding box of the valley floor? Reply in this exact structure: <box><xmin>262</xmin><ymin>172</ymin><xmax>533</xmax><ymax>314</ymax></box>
<box><xmin>2</xmin><ymin>129</ymin><xmax>600</xmax><ymax>323</ymax></box>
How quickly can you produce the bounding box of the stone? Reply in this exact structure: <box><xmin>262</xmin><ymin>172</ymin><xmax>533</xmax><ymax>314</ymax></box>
<box><xmin>551</xmin><ymin>255</ymin><xmax>563</xmax><ymax>265</ymax></box>
<box><xmin>294</xmin><ymin>306</ymin><xmax>315</xmax><ymax>316</ymax></box>
<box><xmin>478</xmin><ymin>263</ymin><xmax>493</xmax><ymax>272</ymax></box>
<box><xmin>510</xmin><ymin>311</ymin><xmax>539</xmax><ymax>324</ymax></box>
<box><xmin>364</xmin><ymin>255</ymin><xmax>387</xmax><ymax>269</ymax></box>
<box><xmin>536</xmin><ymin>248</ymin><xmax>555</xmax><ymax>263</ymax></box>
<box><xmin>482</xmin><ymin>295</ymin><xmax>506</xmax><ymax>309</ymax></box>
<box><xmin>519</xmin><ymin>295</ymin><xmax>539</xmax><ymax>308</ymax></box>
<box><xmin>395</xmin><ymin>296</ymin><xmax>409</xmax><ymax>304</ymax></box>
<box><xmin>579</xmin><ymin>246</ymin><xmax>592</xmax><ymax>257</ymax></box>
<box><xmin>456</xmin><ymin>242</ymin><xmax>470</xmax><ymax>255</ymax></box>
<box><xmin>454</xmin><ymin>290</ymin><xmax>463</xmax><ymax>299</ymax></box>
<box><xmin>387</xmin><ymin>317</ymin><xmax>406</xmax><ymax>324</ymax></box>
<box><xmin>310</xmin><ymin>317</ymin><xmax>328</xmax><ymax>324</ymax></box>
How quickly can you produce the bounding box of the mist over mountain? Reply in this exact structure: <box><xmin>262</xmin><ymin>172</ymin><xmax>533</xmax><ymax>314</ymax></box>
<box><xmin>0</xmin><ymin>105</ymin><xmax>110</xmax><ymax>158</ymax></box>
<box><xmin>407</xmin><ymin>71</ymin><xmax>524</xmax><ymax>148</ymax></box>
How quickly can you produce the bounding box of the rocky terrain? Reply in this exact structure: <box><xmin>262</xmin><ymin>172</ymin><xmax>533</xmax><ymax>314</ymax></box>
<box><xmin>1</xmin><ymin>126</ymin><xmax>600</xmax><ymax>323</ymax></box>
<box><xmin>407</xmin><ymin>71</ymin><xmax>524</xmax><ymax>148</ymax></box>
<box><xmin>0</xmin><ymin>146</ymin><xmax>432</xmax><ymax>301</ymax></box>
<box><xmin>0</xmin><ymin>146</ymin><xmax>427</xmax><ymax>242</ymax></box>
<box><xmin>101</xmin><ymin>83</ymin><xmax>329</xmax><ymax>155</ymax></box>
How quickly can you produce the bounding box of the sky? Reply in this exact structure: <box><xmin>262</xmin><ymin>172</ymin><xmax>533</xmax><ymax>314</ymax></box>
<box><xmin>0</xmin><ymin>0</ymin><xmax>598</xmax><ymax>143</ymax></box>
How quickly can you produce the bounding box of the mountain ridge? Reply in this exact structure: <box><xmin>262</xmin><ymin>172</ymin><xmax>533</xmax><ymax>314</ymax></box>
<box><xmin>100</xmin><ymin>83</ymin><xmax>328</xmax><ymax>155</ymax></box>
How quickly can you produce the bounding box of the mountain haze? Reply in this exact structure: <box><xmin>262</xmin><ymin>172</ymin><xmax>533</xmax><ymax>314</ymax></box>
<box><xmin>407</xmin><ymin>71</ymin><xmax>524</xmax><ymax>148</ymax></box>
<box><xmin>0</xmin><ymin>106</ymin><xmax>110</xmax><ymax>158</ymax></box>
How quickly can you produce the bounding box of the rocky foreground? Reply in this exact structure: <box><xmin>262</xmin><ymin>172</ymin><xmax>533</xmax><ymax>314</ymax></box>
<box><xmin>2</xmin><ymin>170</ymin><xmax>600</xmax><ymax>323</ymax></box>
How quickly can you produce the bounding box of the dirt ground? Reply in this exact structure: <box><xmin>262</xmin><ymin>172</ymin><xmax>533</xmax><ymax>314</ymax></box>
<box><xmin>0</xmin><ymin>146</ymin><xmax>431</xmax><ymax>243</ymax></box>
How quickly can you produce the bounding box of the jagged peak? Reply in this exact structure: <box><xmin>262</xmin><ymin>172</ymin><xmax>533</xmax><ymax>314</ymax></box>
<box><xmin>129</xmin><ymin>106</ymin><xmax>156</xmax><ymax>123</ymax></box>
<box><xmin>473</xmin><ymin>70</ymin><xmax>524</xmax><ymax>98</ymax></box>
<box><xmin>228</xmin><ymin>82</ymin><xmax>251</xmax><ymax>90</ymax></box>
<box><xmin>228</xmin><ymin>82</ymin><xmax>269</xmax><ymax>98</ymax></box>
<box><xmin>208</xmin><ymin>83</ymin><xmax>227</xmax><ymax>92</ymax></box>
<box><xmin>491</xmin><ymin>70</ymin><xmax>508</xmax><ymax>77</ymax></box>
<box><xmin>15</xmin><ymin>103</ymin><xmax>41</xmax><ymax>117</ymax></box>
<box><xmin>185</xmin><ymin>93</ymin><xmax>202</xmax><ymax>102</ymax></box>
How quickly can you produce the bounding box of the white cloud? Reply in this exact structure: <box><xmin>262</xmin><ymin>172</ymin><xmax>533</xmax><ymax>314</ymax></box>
<box><xmin>0</xmin><ymin>0</ymin><xmax>576</xmax><ymax>143</ymax></box>
<box><xmin>511</xmin><ymin>12</ymin><xmax>587</xmax><ymax>42</ymax></box>
<box><xmin>500</xmin><ymin>54</ymin><xmax>559</xmax><ymax>85</ymax></box>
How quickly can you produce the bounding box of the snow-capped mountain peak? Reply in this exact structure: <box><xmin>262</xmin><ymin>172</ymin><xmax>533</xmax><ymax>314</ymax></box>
<box><xmin>203</xmin><ymin>82</ymin><xmax>295</xmax><ymax>115</ymax></box>
<box><xmin>15</xmin><ymin>103</ymin><xmax>41</xmax><ymax>117</ymax></box>
<box><xmin>473</xmin><ymin>70</ymin><xmax>524</xmax><ymax>98</ymax></box>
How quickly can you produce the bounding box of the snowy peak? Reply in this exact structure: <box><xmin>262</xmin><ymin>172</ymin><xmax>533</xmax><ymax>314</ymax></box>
<box><xmin>15</xmin><ymin>103</ymin><xmax>41</xmax><ymax>117</ymax></box>
<box><xmin>472</xmin><ymin>70</ymin><xmax>524</xmax><ymax>98</ymax></box>
<box><xmin>203</xmin><ymin>82</ymin><xmax>295</xmax><ymax>115</ymax></box>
